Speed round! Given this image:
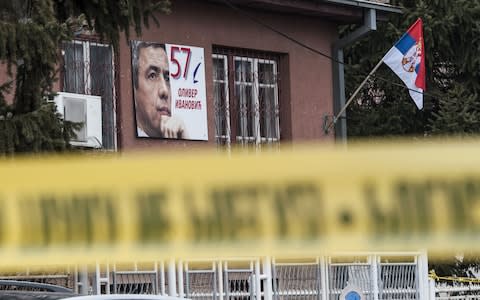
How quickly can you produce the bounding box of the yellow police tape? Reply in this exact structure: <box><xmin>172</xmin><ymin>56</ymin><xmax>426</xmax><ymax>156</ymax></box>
<box><xmin>429</xmin><ymin>271</ymin><xmax>480</xmax><ymax>283</ymax></box>
<box><xmin>1</xmin><ymin>140</ymin><xmax>480</xmax><ymax>267</ymax></box>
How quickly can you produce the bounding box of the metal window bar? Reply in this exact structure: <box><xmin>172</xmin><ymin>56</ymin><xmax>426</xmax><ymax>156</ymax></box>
<box><xmin>257</xmin><ymin>59</ymin><xmax>280</xmax><ymax>144</ymax></box>
<box><xmin>234</xmin><ymin>56</ymin><xmax>256</xmax><ymax>145</ymax></box>
<box><xmin>62</xmin><ymin>40</ymin><xmax>117</xmax><ymax>150</ymax></box>
<box><xmin>63</xmin><ymin>40</ymin><xmax>112</xmax><ymax>98</ymax></box>
<box><xmin>212</xmin><ymin>47</ymin><xmax>280</xmax><ymax>150</ymax></box>
<box><xmin>213</xmin><ymin>54</ymin><xmax>231</xmax><ymax>147</ymax></box>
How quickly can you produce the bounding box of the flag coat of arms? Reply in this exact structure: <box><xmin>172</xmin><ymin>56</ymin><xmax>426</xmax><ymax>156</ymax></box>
<box><xmin>383</xmin><ymin>18</ymin><xmax>426</xmax><ymax>110</ymax></box>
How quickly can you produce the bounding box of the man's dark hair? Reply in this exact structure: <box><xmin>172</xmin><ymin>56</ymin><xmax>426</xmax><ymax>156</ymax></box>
<box><xmin>131</xmin><ymin>41</ymin><xmax>167</xmax><ymax>89</ymax></box>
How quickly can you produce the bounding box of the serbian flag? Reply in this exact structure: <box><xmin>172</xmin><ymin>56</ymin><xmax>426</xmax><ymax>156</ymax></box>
<box><xmin>383</xmin><ymin>18</ymin><xmax>425</xmax><ymax>110</ymax></box>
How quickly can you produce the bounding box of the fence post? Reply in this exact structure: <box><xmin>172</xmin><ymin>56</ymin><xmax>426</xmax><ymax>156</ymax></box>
<box><xmin>177</xmin><ymin>260</ymin><xmax>184</xmax><ymax>298</ymax></box>
<box><xmin>94</xmin><ymin>262</ymin><xmax>101</xmax><ymax>295</ymax></box>
<box><xmin>105</xmin><ymin>263</ymin><xmax>110</xmax><ymax>294</ymax></box>
<box><xmin>271</xmin><ymin>258</ymin><xmax>278</xmax><ymax>300</ymax></box>
<box><xmin>154</xmin><ymin>262</ymin><xmax>159</xmax><ymax>295</ymax></box>
<box><xmin>263</xmin><ymin>257</ymin><xmax>273</xmax><ymax>300</ymax></box>
<box><xmin>168</xmin><ymin>259</ymin><xmax>177</xmax><ymax>296</ymax></box>
<box><xmin>159</xmin><ymin>261</ymin><xmax>166</xmax><ymax>295</ymax></box>
<box><xmin>320</xmin><ymin>256</ymin><xmax>328</xmax><ymax>300</ymax></box>
<box><xmin>112</xmin><ymin>263</ymin><xmax>117</xmax><ymax>294</ymax></box>
<box><xmin>73</xmin><ymin>265</ymin><xmax>79</xmax><ymax>294</ymax></box>
<box><xmin>371</xmin><ymin>254</ymin><xmax>379</xmax><ymax>300</ymax></box>
<box><xmin>418</xmin><ymin>251</ymin><xmax>430</xmax><ymax>300</ymax></box>
<box><xmin>79</xmin><ymin>264</ymin><xmax>89</xmax><ymax>295</ymax></box>
<box><xmin>255</xmin><ymin>259</ymin><xmax>262</xmax><ymax>300</ymax></box>
<box><xmin>428</xmin><ymin>278</ymin><xmax>436</xmax><ymax>300</ymax></box>
<box><xmin>218</xmin><ymin>261</ymin><xmax>224</xmax><ymax>300</ymax></box>
<box><xmin>93</xmin><ymin>262</ymin><xmax>110</xmax><ymax>295</ymax></box>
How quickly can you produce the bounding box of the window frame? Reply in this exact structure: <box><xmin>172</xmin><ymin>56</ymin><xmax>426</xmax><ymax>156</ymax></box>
<box><xmin>256</xmin><ymin>58</ymin><xmax>280</xmax><ymax>143</ymax></box>
<box><xmin>63</xmin><ymin>40</ymin><xmax>113</xmax><ymax>95</ymax></box>
<box><xmin>212</xmin><ymin>51</ymin><xmax>280</xmax><ymax>147</ymax></box>
<box><xmin>62</xmin><ymin>39</ymin><xmax>118</xmax><ymax>150</ymax></box>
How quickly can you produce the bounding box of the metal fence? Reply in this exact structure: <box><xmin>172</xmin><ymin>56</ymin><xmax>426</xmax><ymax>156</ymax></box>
<box><xmin>328</xmin><ymin>259</ymin><xmax>374</xmax><ymax>300</ymax></box>
<box><xmin>112</xmin><ymin>271</ymin><xmax>158</xmax><ymax>294</ymax></box>
<box><xmin>379</xmin><ymin>262</ymin><xmax>418</xmax><ymax>300</ymax></box>
<box><xmin>273</xmin><ymin>259</ymin><xmax>321</xmax><ymax>300</ymax></box>
<box><xmin>435</xmin><ymin>284</ymin><xmax>480</xmax><ymax>300</ymax></box>
<box><xmin>7</xmin><ymin>254</ymin><xmax>480</xmax><ymax>300</ymax></box>
<box><xmin>0</xmin><ymin>253</ymin><xmax>429</xmax><ymax>300</ymax></box>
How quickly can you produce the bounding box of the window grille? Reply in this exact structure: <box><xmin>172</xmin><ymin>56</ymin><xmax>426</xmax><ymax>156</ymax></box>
<box><xmin>62</xmin><ymin>40</ymin><xmax>116</xmax><ymax>150</ymax></box>
<box><xmin>213</xmin><ymin>48</ymin><xmax>280</xmax><ymax>148</ymax></box>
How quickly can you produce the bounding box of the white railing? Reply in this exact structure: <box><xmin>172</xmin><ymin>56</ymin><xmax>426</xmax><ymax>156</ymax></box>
<box><xmin>9</xmin><ymin>253</ymin><xmax>480</xmax><ymax>300</ymax></box>
<box><xmin>435</xmin><ymin>283</ymin><xmax>480</xmax><ymax>300</ymax></box>
<box><xmin>81</xmin><ymin>252</ymin><xmax>426</xmax><ymax>300</ymax></box>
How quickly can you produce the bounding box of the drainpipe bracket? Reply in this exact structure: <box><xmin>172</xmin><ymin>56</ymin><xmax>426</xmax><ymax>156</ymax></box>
<box><xmin>323</xmin><ymin>114</ymin><xmax>334</xmax><ymax>135</ymax></box>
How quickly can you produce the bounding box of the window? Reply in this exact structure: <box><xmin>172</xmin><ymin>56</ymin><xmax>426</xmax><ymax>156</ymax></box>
<box><xmin>62</xmin><ymin>40</ymin><xmax>116</xmax><ymax>150</ymax></box>
<box><xmin>213</xmin><ymin>48</ymin><xmax>280</xmax><ymax>147</ymax></box>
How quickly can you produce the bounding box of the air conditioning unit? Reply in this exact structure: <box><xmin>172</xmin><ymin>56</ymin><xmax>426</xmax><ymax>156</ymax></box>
<box><xmin>53</xmin><ymin>92</ymin><xmax>103</xmax><ymax>148</ymax></box>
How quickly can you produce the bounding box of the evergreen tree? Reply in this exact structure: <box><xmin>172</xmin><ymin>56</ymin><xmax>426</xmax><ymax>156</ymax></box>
<box><xmin>344</xmin><ymin>0</ymin><xmax>480</xmax><ymax>139</ymax></box>
<box><xmin>0</xmin><ymin>0</ymin><xmax>170</xmax><ymax>155</ymax></box>
<box><xmin>429</xmin><ymin>83</ymin><xmax>480</xmax><ymax>135</ymax></box>
<box><xmin>343</xmin><ymin>0</ymin><xmax>480</xmax><ymax>277</ymax></box>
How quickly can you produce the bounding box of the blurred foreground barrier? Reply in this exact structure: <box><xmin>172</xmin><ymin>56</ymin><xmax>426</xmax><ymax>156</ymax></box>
<box><xmin>1</xmin><ymin>141</ymin><xmax>480</xmax><ymax>267</ymax></box>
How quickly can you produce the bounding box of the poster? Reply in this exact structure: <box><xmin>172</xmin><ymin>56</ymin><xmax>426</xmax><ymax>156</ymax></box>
<box><xmin>131</xmin><ymin>41</ymin><xmax>208</xmax><ymax>140</ymax></box>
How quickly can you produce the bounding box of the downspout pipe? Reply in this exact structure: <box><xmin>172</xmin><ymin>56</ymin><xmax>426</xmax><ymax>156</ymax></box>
<box><xmin>332</xmin><ymin>8</ymin><xmax>377</xmax><ymax>142</ymax></box>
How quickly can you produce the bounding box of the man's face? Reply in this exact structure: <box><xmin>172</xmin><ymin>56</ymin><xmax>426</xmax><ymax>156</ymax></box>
<box><xmin>135</xmin><ymin>46</ymin><xmax>171</xmax><ymax>137</ymax></box>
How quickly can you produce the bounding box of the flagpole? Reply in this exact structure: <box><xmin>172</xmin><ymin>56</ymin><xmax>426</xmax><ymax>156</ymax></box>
<box><xmin>326</xmin><ymin>59</ymin><xmax>384</xmax><ymax>133</ymax></box>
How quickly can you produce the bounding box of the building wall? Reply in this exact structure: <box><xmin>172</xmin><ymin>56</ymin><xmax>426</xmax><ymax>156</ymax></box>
<box><xmin>116</xmin><ymin>0</ymin><xmax>338</xmax><ymax>150</ymax></box>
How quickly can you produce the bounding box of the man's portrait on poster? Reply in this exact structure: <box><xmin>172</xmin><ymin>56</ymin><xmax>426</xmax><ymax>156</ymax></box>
<box><xmin>131</xmin><ymin>41</ymin><xmax>188</xmax><ymax>139</ymax></box>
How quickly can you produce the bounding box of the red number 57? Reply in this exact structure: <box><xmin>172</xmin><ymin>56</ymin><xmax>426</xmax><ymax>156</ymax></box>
<box><xmin>170</xmin><ymin>46</ymin><xmax>191</xmax><ymax>79</ymax></box>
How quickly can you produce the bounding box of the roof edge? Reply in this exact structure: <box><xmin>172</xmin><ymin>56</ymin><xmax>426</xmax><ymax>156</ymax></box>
<box><xmin>321</xmin><ymin>0</ymin><xmax>403</xmax><ymax>13</ymax></box>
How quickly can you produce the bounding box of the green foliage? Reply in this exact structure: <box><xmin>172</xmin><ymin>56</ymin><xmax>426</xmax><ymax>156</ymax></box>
<box><xmin>344</xmin><ymin>0</ymin><xmax>480</xmax><ymax>276</ymax></box>
<box><xmin>347</xmin><ymin>74</ymin><xmax>426</xmax><ymax>138</ymax></box>
<box><xmin>430</xmin><ymin>252</ymin><xmax>480</xmax><ymax>278</ymax></box>
<box><xmin>344</xmin><ymin>0</ymin><xmax>480</xmax><ymax>139</ymax></box>
<box><xmin>0</xmin><ymin>101</ymin><xmax>76</xmax><ymax>154</ymax></box>
<box><xmin>429</xmin><ymin>84</ymin><xmax>480</xmax><ymax>135</ymax></box>
<box><xmin>0</xmin><ymin>0</ymin><xmax>170</xmax><ymax>155</ymax></box>
<box><xmin>55</xmin><ymin>0</ymin><xmax>171</xmax><ymax>51</ymax></box>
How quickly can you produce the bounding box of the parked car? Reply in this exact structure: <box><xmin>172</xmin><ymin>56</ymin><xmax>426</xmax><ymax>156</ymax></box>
<box><xmin>0</xmin><ymin>280</ymin><xmax>75</xmax><ymax>299</ymax></box>
<box><xmin>0</xmin><ymin>291</ymin><xmax>76</xmax><ymax>299</ymax></box>
<box><xmin>0</xmin><ymin>294</ymin><xmax>188</xmax><ymax>300</ymax></box>
<box><xmin>0</xmin><ymin>281</ymin><xmax>188</xmax><ymax>300</ymax></box>
<box><xmin>0</xmin><ymin>280</ymin><xmax>73</xmax><ymax>293</ymax></box>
